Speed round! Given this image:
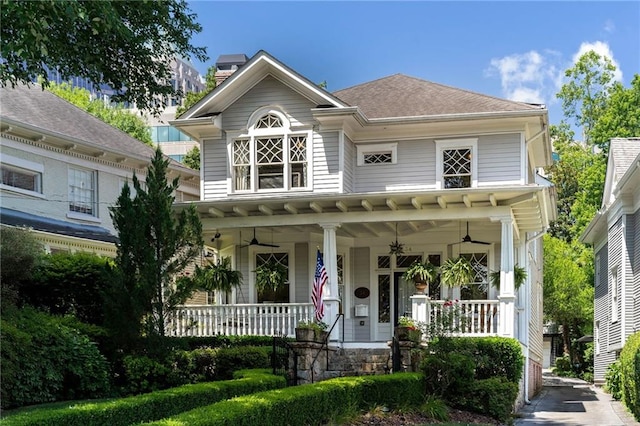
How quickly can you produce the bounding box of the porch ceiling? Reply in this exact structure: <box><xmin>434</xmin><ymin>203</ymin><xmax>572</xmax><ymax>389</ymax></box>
<box><xmin>176</xmin><ymin>186</ymin><xmax>550</xmax><ymax>243</ymax></box>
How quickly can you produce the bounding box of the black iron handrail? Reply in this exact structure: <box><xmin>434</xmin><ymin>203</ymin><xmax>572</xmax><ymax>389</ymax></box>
<box><xmin>310</xmin><ymin>313</ymin><xmax>343</xmax><ymax>383</ymax></box>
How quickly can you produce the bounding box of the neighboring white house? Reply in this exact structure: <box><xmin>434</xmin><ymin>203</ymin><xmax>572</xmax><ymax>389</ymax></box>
<box><xmin>169</xmin><ymin>50</ymin><xmax>556</xmax><ymax>395</ymax></box>
<box><xmin>581</xmin><ymin>138</ymin><xmax>640</xmax><ymax>386</ymax></box>
<box><xmin>0</xmin><ymin>83</ymin><xmax>200</xmax><ymax>256</ymax></box>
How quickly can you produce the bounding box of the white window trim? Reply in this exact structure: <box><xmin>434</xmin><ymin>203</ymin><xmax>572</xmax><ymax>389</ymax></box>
<box><xmin>0</xmin><ymin>153</ymin><xmax>45</xmax><ymax>198</ymax></box>
<box><xmin>435</xmin><ymin>138</ymin><xmax>478</xmax><ymax>190</ymax></box>
<box><xmin>227</xmin><ymin>108</ymin><xmax>312</xmax><ymax>194</ymax></box>
<box><xmin>611</xmin><ymin>266</ymin><xmax>619</xmax><ymax>323</ymax></box>
<box><xmin>68</xmin><ymin>166</ymin><xmax>98</xmax><ymax>220</ymax></box>
<box><xmin>357</xmin><ymin>143</ymin><xmax>398</xmax><ymax>166</ymax></box>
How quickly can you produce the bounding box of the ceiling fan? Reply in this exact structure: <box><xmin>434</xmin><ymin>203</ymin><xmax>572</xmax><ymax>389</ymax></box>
<box><xmin>240</xmin><ymin>228</ymin><xmax>280</xmax><ymax>248</ymax></box>
<box><xmin>451</xmin><ymin>222</ymin><xmax>491</xmax><ymax>246</ymax></box>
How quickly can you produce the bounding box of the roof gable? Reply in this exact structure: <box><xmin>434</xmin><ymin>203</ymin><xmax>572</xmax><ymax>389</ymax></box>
<box><xmin>333</xmin><ymin>74</ymin><xmax>544</xmax><ymax>119</ymax></box>
<box><xmin>602</xmin><ymin>138</ymin><xmax>640</xmax><ymax>207</ymax></box>
<box><xmin>182</xmin><ymin>50</ymin><xmax>348</xmax><ymax>120</ymax></box>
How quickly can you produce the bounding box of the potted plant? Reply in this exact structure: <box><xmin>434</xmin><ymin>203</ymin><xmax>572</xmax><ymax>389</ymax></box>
<box><xmin>402</xmin><ymin>260</ymin><xmax>438</xmax><ymax>294</ymax></box>
<box><xmin>295</xmin><ymin>319</ymin><xmax>329</xmax><ymax>342</ymax></box>
<box><xmin>192</xmin><ymin>256</ymin><xmax>243</xmax><ymax>292</ymax></box>
<box><xmin>395</xmin><ymin>316</ymin><xmax>422</xmax><ymax>342</ymax></box>
<box><xmin>254</xmin><ymin>259</ymin><xmax>288</xmax><ymax>293</ymax></box>
<box><xmin>489</xmin><ymin>264</ymin><xmax>527</xmax><ymax>291</ymax></box>
<box><xmin>440</xmin><ymin>256</ymin><xmax>475</xmax><ymax>288</ymax></box>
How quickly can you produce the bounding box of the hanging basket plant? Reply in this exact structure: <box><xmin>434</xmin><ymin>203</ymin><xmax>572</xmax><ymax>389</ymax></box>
<box><xmin>440</xmin><ymin>256</ymin><xmax>475</xmax><ymax>287</ymax></box>
<box><xmin>254</xmin><ymin>260</ymin><xmax>288</xmax><ymax>293</ymax></box>
<box><xmin>489</xmin><ymin>264</ymin><xmax>527</xmax><ymax>291</ymax></box>
<box><xmin>402</xmin><ymin>260</ymin><xmax>438</xmax><ymax>284</ymax></box>
<box><xmin>193</xmin><ymin>256</ymin><xmax>243</xmax><ymax>293</ymax></box>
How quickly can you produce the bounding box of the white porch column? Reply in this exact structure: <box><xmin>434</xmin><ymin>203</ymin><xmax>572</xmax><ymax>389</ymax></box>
<box><xmin>499</xmin><ymin>218</ymin><xmax>516</xmax><ymax>337</ymax></box>
<box><xmin>321</xmin><ymin>223</ymin><xmax>341</xmax><ymax>341</ymax></box>
<box><xmin>411</xmin><ymin>294</ymin><xmax>429</xmax><ymax>325</ymax></box>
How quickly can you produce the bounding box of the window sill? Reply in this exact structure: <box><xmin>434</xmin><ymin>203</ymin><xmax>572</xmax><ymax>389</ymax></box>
<box><xmin>0</xmin><ymin>184</ymin><xmax>46</xmax><ymax>199</ymax></box>
<box><xmin>67</xmin><ymin>211</ymin><xmax>102</xmax><ymax>224</ymax></box>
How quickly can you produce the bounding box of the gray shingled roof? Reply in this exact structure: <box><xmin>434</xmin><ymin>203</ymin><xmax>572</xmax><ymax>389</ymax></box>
<box><xmin>332</xmin><ymin>74</ymin><xmax>544</xmax><ymax>119</ymax></box>
<box><xmin>610</xmin><ymin>138</ymin><xmax>640</xmax><ymax>180</ymax></box>
<box><xmin>0</xmin><ymin>83</ymin><xmax>195</xmax><ymax>174</ymax></box>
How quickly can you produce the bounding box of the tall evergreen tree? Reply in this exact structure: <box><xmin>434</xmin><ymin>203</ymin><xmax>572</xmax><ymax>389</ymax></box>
<box><xmin>109</xmin><ymin>148</ymin><xmax>203</xmax><ymax>339</ymax></box>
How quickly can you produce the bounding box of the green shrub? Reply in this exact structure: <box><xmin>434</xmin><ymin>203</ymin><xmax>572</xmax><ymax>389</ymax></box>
<box><xmin>0</xmin><ymin>370</ymin><xmax>284</xmax><ymax>426</ymax></box>
<box><xmin>214</xmin><ymin>346</ymin><xmax>272</xmax><ymax>380</ymax></box>
<box><xmin>159</xmin><ymin>335</ymin><xmax>277</xmax><ymax>351</ymax></box>
<box><xmin>0</xmin><ymin>307</ymin><xmax>110</xmax><ymax>409</ymax></box>
<box><xmin>620</xmin><ymin>331</ymin><xmax>640</xmax><ymax>420</ymax></box>
<box><xmin>421</xmin><ymin>352</ymin><xmax>474</xmax><ymax>397</ymax></box>
<box><xmin>605</xmin><ymin>360</ymin><xmax>623</xmax><ymax>400</ymax></box>
<box><xmin>553</xmin><ymin>355</ymin><xmax>573</xmax><ymax>376</ymax></box>
<box><xmin>123</xmin><ymin>355</ymin><xmax>171</xmax><ymax>394</ymax></box>
<box><xmin>145</xmin><ymin>373</ymin><xmax>424</xmax><ymax>426</ymax></box>
<box><xmin>454</xmin><ymin>377</ymin><xmax>518</xmax><ymax>422</ymax></box>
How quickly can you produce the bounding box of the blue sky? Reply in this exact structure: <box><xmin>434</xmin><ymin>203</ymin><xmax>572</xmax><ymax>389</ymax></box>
<box><xmin>187</xmin><ymin>1</ymin><xmax>639</xmax><ymax>127</ymax></box>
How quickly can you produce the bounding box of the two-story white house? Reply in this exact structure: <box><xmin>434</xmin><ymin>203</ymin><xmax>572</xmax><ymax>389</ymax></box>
<box><xmin>0</xmin><ymin>83</ymin><xmax>200</xmax><ymax>256</ymax></box>
<box><xmin>169</xmin><ymin>50</ymin><xmax>556</xmax><ymax>395</ymax></box>
<box><xmin>581</xmin><ymin>138</ymin><xmax>640</xmax><ymax>385</ymax></box>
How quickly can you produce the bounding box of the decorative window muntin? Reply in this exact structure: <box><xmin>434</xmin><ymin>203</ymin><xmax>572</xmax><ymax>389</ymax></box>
<box><xmin>460</xmin><ymin>252</ymin><xmax>488</xmax><ymax>300</ymax></box>
<box><xmin>256</xmin><ymin>113</ymin><xmax>282</xmax><ymax>129</ymax></box>
<box><xmin>378</xmin><ymin>274</ymin><xmax>391</xmax><ymax>323</ymax></box>
<box><xmin>256</xmin><ymin>252</ymin><xmax>289</xmax><ymax>303</ymax></box>
<box><xmin>443</xmin><ymin>148</ymin><xmax>471</xmax><ymax>188</ymax></box>
<box><xmin>435</xmin><ymin>138</ymin><xmax>478</xmax><ymax>190</ymax></box>
<box><xmin>231</xmin><ymin>110</ymin><xmax>309</xmax><ymax>192</ymax></box>
<box><xmin>233</xmin><ymin>139</ymin><xmax>251</xmax><ymax>191</ymax></box>
<box><xmin>357</xmin><ymin>143</ymin><xmax>397</xmax><ymax>166</ymax></box>
<box><xmin>68</xmin><ymin>167</ymin><xmax>97</xmax><ymax>216</ymax></box>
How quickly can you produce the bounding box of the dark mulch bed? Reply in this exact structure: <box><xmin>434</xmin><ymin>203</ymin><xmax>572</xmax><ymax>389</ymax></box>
<box><xmin>341</xmin><ymin>408</ymin><xmax>506</xmax><ymax>425</ymax></box>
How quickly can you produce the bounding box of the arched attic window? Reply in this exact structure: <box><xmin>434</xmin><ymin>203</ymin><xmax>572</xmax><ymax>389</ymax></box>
<box><xmin>231</xmin><ymin>108</ymin><xmax>309</xmax><ymax>192</ymax></box>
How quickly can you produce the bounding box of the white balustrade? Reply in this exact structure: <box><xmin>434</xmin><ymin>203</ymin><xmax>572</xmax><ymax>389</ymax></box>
<box><xmin>425</xmin><ymin>299</ymin><xmax>500</xmax><ymax>336</ymax></box>
<box><xmin>168</xmin><ymin>303</ymin><xmax>314</xmax><ymax>337</ymax></box>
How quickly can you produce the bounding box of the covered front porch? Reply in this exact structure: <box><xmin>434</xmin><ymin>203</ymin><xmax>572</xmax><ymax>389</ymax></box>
<box><xmin>171</xmin><ymin>188</ymin><xmax>549</xmax><ymax>345</ymax></box>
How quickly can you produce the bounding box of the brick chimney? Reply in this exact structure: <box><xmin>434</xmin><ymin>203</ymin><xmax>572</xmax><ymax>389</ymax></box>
<box><xmin>215</xmin><ymin>54</ymin><xmax>248</xmax><ymax>85</ymax></box>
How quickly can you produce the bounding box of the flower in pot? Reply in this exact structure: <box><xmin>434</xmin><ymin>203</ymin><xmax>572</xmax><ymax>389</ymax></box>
<box><xmin>254</xmin><ymin>259</ymin><xmax>288</xmax><ymax>293</ymax></box>
<box><xmin>402</xmin><ymin>260</ymin><xmax>438</xmax><ymax>294</ymax></box>
<box><xmin>440</xmin><ymin>256</ymin><xmax>475</xmax><ymax>288</ymax></box>
<box><xmin>395</xmin><ymin>316</ymin><xmax>422</xmax><ymax>342</ymax></box>
<box><xmin>489</xmin><ymin>264</ymin><xmax>527</xmax><ymax>291</ymax></box>
<box><xmin>295</xmin><ymin>319</ymin><xmax>329</xmax><ymax>342</ymax></box>
<box><xmin>192</xmin><ymin>256</ymin><xmax>243</xmax><ymax>293</ymax></box>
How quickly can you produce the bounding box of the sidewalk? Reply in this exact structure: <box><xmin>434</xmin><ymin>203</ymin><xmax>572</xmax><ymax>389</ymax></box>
<box><xmin>514</xmin><ymin>370</ymin><xmax>639</xmax><ymax>425</ymax></box>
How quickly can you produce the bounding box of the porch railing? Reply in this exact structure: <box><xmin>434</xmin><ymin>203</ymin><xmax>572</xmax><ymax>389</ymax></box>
<box><xmin>168</xmin><ymin>303</ymin><xmax>314</xmax><ymax>337</ymax></box>
<box><xmin>426</xmin><ymin>299</ymin><xmax>500</xmax><ymax>336</ymax></box>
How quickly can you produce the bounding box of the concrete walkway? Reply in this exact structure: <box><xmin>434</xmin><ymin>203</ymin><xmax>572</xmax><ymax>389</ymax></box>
<box><xmin>515</xmin><ymin>370</ymin><xmax>639</xmax><ymax>425</ymax></box>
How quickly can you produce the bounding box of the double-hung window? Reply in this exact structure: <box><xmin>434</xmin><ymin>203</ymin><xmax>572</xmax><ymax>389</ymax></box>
<box><xmin>231</xmin><ymin>110</ymin><xmax>309</xmax><ymax>192</ymax></box>
<box><xmin>68</xmin><ymin>167</ymin><xmax>97</xmax><ymax>217</ymax></box>
<box><xmin>435</xmin><ymin>138</ymin><xmax>478</xmax><ymax>189</ymax></box>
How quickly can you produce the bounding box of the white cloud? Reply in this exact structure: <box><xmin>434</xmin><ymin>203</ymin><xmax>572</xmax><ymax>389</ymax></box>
<box><xmin>572</xmin><ymin>41</ymin><xmax>623</xmax><ymax>82</ymax></box>
<box><xmin>486</xmin><ymin>41</ymin><xmax>623</xmax><ymax>107</ymax></box>
<box><xmin>486</xmin><ymin>50</ymin><xmax>561</xmax><ymax>104</ymax></box>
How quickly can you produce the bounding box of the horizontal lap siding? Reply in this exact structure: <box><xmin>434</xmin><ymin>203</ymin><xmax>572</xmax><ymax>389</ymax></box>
<box><xmin>294</xmin><ymin>242</ymin><xmax>309</xmax><ymax>304</ymax></box>
<box><xmin>594</xmin><ymin>243</ymin><xmax>612</xmax><ymax>382</ymax></box>
<box><xmin>202</xmin><ymin>138</ymin><xmax>228</xmax><ymax>199</ymax></box>
<box><xmin>478</xmin><ymin>133</ymin><xmax>521</xmax><ymax>185</ymax></box>
<box><xmin>609</xmin><ymin>219</ymin><xmax>623</xmax><ymax>350</ymax></box>
<box><xmin>222</xmin><ymin>75</ymin><xmax>315</xmax><ymax>130</ymax></box>
<box><xmin>626</xmin><ymin>212</ymin><xmax>638</xmax><ymax>338</ymax></box>
<box><xmin>354</xmin><ymin>139</ymin><xmax>435</xmax><ymax>193</ymax></box>
<box><xmin>343</xmin><ymin>134</ymin><xmax>355</xmax><ymax>193</ymax></box>
<box><xmin>314</xmin><ymin>131</ymin><xmax>340</xmax><ymax>192</ymax></box>
<box><xmin>634</xmin><ymin>209</ymin><xmax>640</xmax><ymax>333</ymax></box>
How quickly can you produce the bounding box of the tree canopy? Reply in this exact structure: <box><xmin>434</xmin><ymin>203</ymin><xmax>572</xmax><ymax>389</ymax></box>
<box><xmin>1</xmin><ymin>0</ymin><xmax>208</xmax><ymax>116</ymax></box>
<box><xmin>183</xmin><ymin>145</ymin><xmax>201</xmax><ymax>170</ymax></box>
<box><xmin>47</xmin><ymin>81</ymin><xmax>153</xmax><ymax>145</ymax></box>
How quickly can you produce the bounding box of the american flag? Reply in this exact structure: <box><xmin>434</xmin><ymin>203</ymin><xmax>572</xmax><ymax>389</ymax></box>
<box><xmin>312</xmin><ymin>249</ymin><xmax>327</xmax><ymax>321</ymax></box>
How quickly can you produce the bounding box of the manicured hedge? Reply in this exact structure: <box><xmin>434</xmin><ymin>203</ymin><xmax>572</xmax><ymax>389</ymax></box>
<box><xmin>145</xmin><ymin>373</ymin><xmax>425</xmax><ymax>426</ymax></box>
<box><xmin>620</xmin><ymin>331</ymin><xmax>640</xmax><ymax>420</ymax></box>
<box><xmin>0</xmin><ymin>370</ymin><xmax>285</xmax><ymax>426</ymax></box>
<box><xmin>161</xmin><ymin>335</ymin><xmax>278</xmax><ymax>350</ymax></box>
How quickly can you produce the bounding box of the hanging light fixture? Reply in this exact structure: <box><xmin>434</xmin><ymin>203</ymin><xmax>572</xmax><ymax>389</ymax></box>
<box><xmin>389</xmin><ymin>222</ymin><xmax>405</xmax><ymax>256</ymax></box>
